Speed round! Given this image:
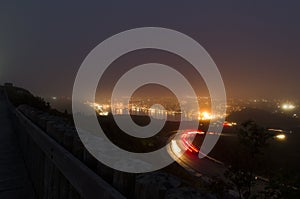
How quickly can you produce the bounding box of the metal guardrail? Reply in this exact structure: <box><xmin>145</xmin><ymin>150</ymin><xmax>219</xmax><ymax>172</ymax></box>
<box><xmin>3</xmin><ymin>86</ymin><xmax>125</xmax><ymax>199</ymax></box>
<box><xmin>15</xmin><ymin>109</ymin><xmax>125</xmax><ymax>199</ymax></box>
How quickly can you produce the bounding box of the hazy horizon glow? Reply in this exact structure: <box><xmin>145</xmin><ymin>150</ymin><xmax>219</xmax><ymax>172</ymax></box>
<box><xmin>1</xmin><ymin>1</ymin><xmax>300</xmax><ymax>100</ymax></box>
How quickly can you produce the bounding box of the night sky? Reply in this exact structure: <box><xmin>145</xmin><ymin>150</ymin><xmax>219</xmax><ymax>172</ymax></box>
<box><xmin>1</xmin><ymin>1</ymin><xmax>300</xmax><ymax>100</ymax></box>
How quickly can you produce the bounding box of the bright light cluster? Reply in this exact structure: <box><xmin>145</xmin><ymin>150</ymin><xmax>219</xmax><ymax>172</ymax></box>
<box><xmin>198</xmin><ymin>111</ymin><xmax>214</xmax><ymax>121</ymax></box>
<box><xmin>85</xmin><ymin>101</ymin><xmax>109</xmax><ymax>116</ymax></box>
<box><xmin>223</xmin><ymin>121</ymin><xmax>237</xmax><ymax>127</ymax></box>
<box><xmin>281</xmin><ymin>103</ymin><xmax>295</xmax><ymax>110</ymax></box>
<box><xmin>275</xmin><ymin>134</ymin><xmax>286</xmax><ymax>140</ymax></box>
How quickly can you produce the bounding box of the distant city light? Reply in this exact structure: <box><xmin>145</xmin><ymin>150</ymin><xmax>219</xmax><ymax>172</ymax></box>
<box><xmin>99</xmin><ymin>112</ymin><xmax>109</xmax><ymax>116</ymax></box>
<box><xmin>85</xmin><ymin>101</ymin><xmax>109</xmax><ymax>116</ymax></box>
<box><xmin>281</xmin><ymin>103</ymin><xmax>295</xmax><ymax>110</ymax></box>
<box><xmin>82</xmin><ymin>97</ymin><xmax>254</xmax><ymax>122</ymax></box>
<box><xmin>275</xmin><ymin>134</ymin><xmax>286</xmax><ymax>140</ymax></box>
<box><xmin>223</xmin><ymin>121</ymin><xmax>237</xmax><ymax>127</ymax></box>
<box><xmin>52</xmin><ymin>96</ymin><xmax>57</xmax><ymax>100</ymax></box>
<box><xmin>198</xmin><ymin>111</ymin><xmax>214</xmax><ymax>121</ymax></box>
<box><xmin>268</xmin><ymin>128</ymin><xmax>284</xmax><ymax>133</ymax></box>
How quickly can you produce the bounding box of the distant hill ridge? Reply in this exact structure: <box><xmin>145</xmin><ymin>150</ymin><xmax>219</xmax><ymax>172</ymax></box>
<box><xmin>227</xmin><ymin>107</ymin><xmax>300</xmax><ymax>129</ymax></box>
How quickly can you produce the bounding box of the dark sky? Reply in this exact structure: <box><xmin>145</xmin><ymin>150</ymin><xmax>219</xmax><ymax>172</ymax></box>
<box><xmin>1</xmin><ymin>1</ymin><xmax>300</xmax><ymax>100</ymax></box>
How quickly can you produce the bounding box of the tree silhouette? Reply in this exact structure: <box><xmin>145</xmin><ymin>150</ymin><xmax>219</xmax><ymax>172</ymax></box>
<box><xmin>225</xmin><ymin>120</ymin><xmax>272</xmax><ymax>198</ymax></box>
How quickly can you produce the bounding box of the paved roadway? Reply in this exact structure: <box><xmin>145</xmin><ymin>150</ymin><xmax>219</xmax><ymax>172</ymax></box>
<box><xmin>0</xmin><ymin>89</ymin><xmax>35</xmax><ymax>199</ymax></box>
<box><xmin>169</xmin><ymin>147</ymin><xmax>227</xmax><ymax>179</ymax></box>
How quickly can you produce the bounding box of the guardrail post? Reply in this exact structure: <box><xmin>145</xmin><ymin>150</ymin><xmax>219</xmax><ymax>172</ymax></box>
<box><xmin>96</xmin><ymin>162</ymin><xmax>114</xmax><ymax>184</ymax></box>
<box><xmin>113</xmin><ymin>171</ymin><xmax>136</xmax><ymax>198</ymax></box>
<box><xmin>134</xmin><ymin>172</ymin><xmax>181</xmax><ymax>199</ymax></box>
